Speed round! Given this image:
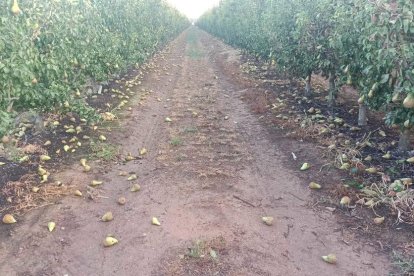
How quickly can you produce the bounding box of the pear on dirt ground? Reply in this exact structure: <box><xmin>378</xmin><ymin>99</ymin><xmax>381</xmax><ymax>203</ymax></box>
<box><xmin>373</xmin><ymin>217</ymin><xmax>385</xmax><ymax>225</ymax></box>
<box><xmin>103</xmin><ymin>236</ymin><xmax>118</xmax><ymax>247</ymax></box>
<box><xmin>300</xmin><ymin>163</ymin><xmax>310</xmax><ymax>171</ymax></box>
<box><xmin>309</xmin><ymin>182</ymin><xmax>321</xmax><ymax>189</ymax></box>
<box><xmin>262</xmin><ymin>216</ymin><xmax>274</xmax><ymax>226</ymax></box>
<box><xmin>340</xmin><ymin>196</ymin><xmax>351</xmax><ymax>206</ymax></box>
<box><xmin>48</xmin><ymin>222</ymin><xmax>56</xmax><ymax>232</ymax></box>
<box><xmin>102</xmin><ymin>212</ymin><xmax>114</xmax><ymax>222</ymax></box>
<box><xmin>322</xmin><ymin>254</ymin><xmax>337</xmax><ymax>264</ymax></box>
<box><xmin>152</xmin><ymin>217</ymin><xmax>161</xmax><ymax>226</ymax></box>
<box><xmin>118</xmin><ymin>197</ymin><xmax>126</xmax><ymax>205</ymax></box>
<box><xmin>3</xmin><ymin>214</ymin><xmax>17</xmax><ymax>224</ymax></box>
<box><xmin>130</xmin><ymin>184</ymin><xmax>141</xmax><ymax>192</ymax></box>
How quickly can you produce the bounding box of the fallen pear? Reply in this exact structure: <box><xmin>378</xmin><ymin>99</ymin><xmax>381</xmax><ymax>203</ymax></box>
<box><xmin>118</xmin><ymin>197</ymin><xmax>126</xmax><ymax>205</ymax></box>
<box><xmin>103</xmin><ymin>237</ymin><xmax>118</xmax><ymax>247</ymax></box>
<box><xmin>19</xmin><ymin>156</ymin><xmax>29</xmax><ymax>163</ymax></box>
<box><xmin>364</xmin><ymin>155</ymin><xmax>373</xmax><ymax>162</ymax></box>
<box><xmin>83</xmin><ymin>165</ymin><xmax>91</xmax><ymax>172</ymax></box>
<box><xmin>127</xmin><ymin>174</ymin><xmax>137</xmax><ymax>181</ymax></box>
<box><xmin>99</xmin><ymin>135</ymin><xmax>107</xmax><ymax>142</ymax></box>
<box><xmin>309</xmin><ymin>182</ymin><xmax>322</xmax><ymax>189</ymax></box>
<box><xmin>152</xmin><ymin>217</ymin><xmax>161</xmax><ymax>226</ymax></box>
<box><xmin>125</xmin><ymin>153</ymin><xmax>135</xmax><ymax>161</ymax></box>
<box><xmin>339</xmin><ymin>163</ymin><xmax>350</xmax><ymax>170</ymax></box>
<box><xmin>365</xmin><ymin>168</ymin><xmax>377</xmax><ymax>174</ymax></box>
<box><xmin>102</xmin><ymin>212</ymin><xmax>114</xmax><ymax>222</ymax></box>
<box><xmin>407</xmin><ymin>157</ymin><xmax>414</xmax><ymax>164</ymax></box>
<box><xmin>401</xmin><ymin>178</ymin><xmax>412</xmax><ymax>186</ymax></box>
<box><xmin>300</xmin><ymin>163</ymin><xmax>310</xmax><ymax>171</ymax></box>
<box><xmin>139</xmin><ymin>148</ymin><xmax>147</xmax><ymax>156</ymax></box>
<box><xmin>1</xmin><ymin>135</ymin><xmax>10</xmax><ymax>144</ymax></box>
<box><xmin>40</xmin><ymin>155</ymin><xmax>51</xmax><ymax>161</ymax></box>
<box><xmin>47</xmin><ymin>222</ymin><xmax>56</xmax><ymax>232</ymax></box>
<box><xmin>403</xmin><ymin>94</ymin><xmax>414</xmax><ymax>108</ymax></box>
<box><xmin>3</xmin><ymin>214</ymin><xmax>17</xmax><ymax>224</ymax></box>
<box><xmin>90</xmin><ymin>180</ymin><xmax>103</xmax><ymax>187</ymax></box>
<box><xmin>80</xmin><ymin>158</ymin><xmax>87</xmax><ymax>167</ymax></box>
<box><xmin>11</xmin><ymin>0</ymin><xmax>21</xmax><ymax>15</ymax></box>
<box><xmin>262</xmin><ymin>216</ymin><xmax>274</xmax><ymax>226</ymax></box>
<box><xmin>322</xmin><ymin>254</ymin><xmax>337</xmax><ymax>264</ymax></box>
<box><xmin>340</xmin><ymin>196</ymin><xmax>351</xmax><ymax>206</ymax></box>
<box><xmin>382</xmin><ymin>152</ymin><xmax>391</xmax><ymax>159</ymax></box>
<box><xmin>165</xmin><ymin>117</ymin><xmax>172</xmax><ymax>122</ymax></box>
<box><xmin>119</xmin><ymin>171</ymin><xmax>128</xmax><ymax>176</ymax></box>
<box><xmin>63</xmin><ymin>145</ymin><xmax>70</xmax><ymax>152</ymax></box>
<box><xmin>38</xmin><ymin>166</ymin><xmax>47</xmax><ymax>176</ymax></box>
<box><xmin>74</xmin><ymin>190</ymin><xmax>83</xmax><ymax>197</ymax></box>
<box><xmin>130</xmin><ymin>184</ymin><xmax>141</xmax><ymax>192</ymax></box>
<box><xmin>32</xmin><ymin>187</ymin><xmax>40</xmax><ymax>193</ymax></box>
<box><xmin>373</xmin><ymin>217</ymin><xmax>385</xmax><ymax>225</ymax></box>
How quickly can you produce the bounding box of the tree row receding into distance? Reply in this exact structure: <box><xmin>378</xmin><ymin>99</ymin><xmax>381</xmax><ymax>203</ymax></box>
<box><xmin>0</xmin><ymin>0</ymin><xmax>189</xmax><ymax>136</ymax></box>
<box><xmin>198</xmin><ymin>0</ymin><xmax>414</xmax><ymax>151</ymax></box>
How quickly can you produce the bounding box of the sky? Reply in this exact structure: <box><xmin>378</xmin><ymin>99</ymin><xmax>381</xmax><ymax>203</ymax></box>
<box><xmin>166</xmin><ymin>0</ymin><xmax>220</xmax><ymax>19</ymax></box>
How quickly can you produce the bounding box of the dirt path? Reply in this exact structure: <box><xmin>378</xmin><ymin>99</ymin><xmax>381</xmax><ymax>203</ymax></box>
<box><xmin>0</xmin><ymin>28</ymin><xmax>390</xmax><ymax>276</ymax></box>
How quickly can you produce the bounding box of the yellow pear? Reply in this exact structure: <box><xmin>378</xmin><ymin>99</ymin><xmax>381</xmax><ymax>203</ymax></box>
<box><xmin>300</xmin><ymin>163</ymin><xmax>310</xmax><ymax>171</ymax></box>
<box><xmin>102</xmin><ymin>212</ymin><xmax>114</xmax><ymax>222</ymax></box>
<box><xmin>322</xmin><ymin>254</ymin><xmax>337</xmax><ymax>264</ymax></box>
<box><xmin>3</xmin><ymin>214</ymin><xmax>17</xmax><ymax>224</ymax></box>
<box><xmin>373</xmin><ymin>217</ymin><xmax>385</xmax><ymax>225</ymax></box>
<box><xmin>365</xmin><ymin>167</ymin><xmax>377</xmax><ymax>174</ymax></box>
<box><xmin>130</xmin><ymin>184</ymin><xmax>141</xmax><ymax>192</ymax></box>
<box><xmin>11</xmin><ymin>0</ymin><xmax>21</xmax><ymax>15</ymax></box>
<box><xmin>74</xmin><ymin>190</ymin><xmax>83</xmax><ymax>197</ymax></box>
<box><xmin>103</xmin><ymin>237</ymin><xmax>118</xmax><ymax>247</ymax></box>
<box><xmin>152</xmin><ymin>217</ymin><xmax>161</xmax><ymax>226</ymax></box>
<box><xmin>340</xmin><ymin>196</ymin><xmax>351</xmax><ymax>206</ymax></box>
<box><xmin>40</xmin><ymin>155</ymin><xmax>51</xmax><ymax>161</ymax></box>
<box><xmin>127</xmin><ymin>174</ymin><xmax>138</xmax><ymax>181</ymax></box>
<box><xmin>90</xmin><ymin>180</ymin><xmax>103</xmax><ymax>187</ymax></box>
<box><xmin>309</xmin><ymin>182</ymin><xmax>322</xmax><ymax>189</ymax></box>
<box><xmin>262</xmin><ymin>216</ymin><xmax>274</xmax><ymax>226</ymax></box>
<box><xmin>118</xmin><ymin>197</ymin><xmax>126</xmax><ymax>205</ymax></box>
<box><xmin>47</xmin><ymin>222</ymin><xmax>56</xmax><ymax>232</ymax></box>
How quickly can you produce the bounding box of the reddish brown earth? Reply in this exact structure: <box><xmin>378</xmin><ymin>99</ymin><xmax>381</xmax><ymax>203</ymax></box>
<box><xmin>0</xmin><ymin>28</ymin><xmax>392</xmax><ymax>275</ymax></box>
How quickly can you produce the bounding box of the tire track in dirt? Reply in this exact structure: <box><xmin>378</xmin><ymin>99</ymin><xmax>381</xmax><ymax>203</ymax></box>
<box><xmin>0</xmin><ymin>28</ymin><xmax>390</xmax><ymax>276</ymax></box>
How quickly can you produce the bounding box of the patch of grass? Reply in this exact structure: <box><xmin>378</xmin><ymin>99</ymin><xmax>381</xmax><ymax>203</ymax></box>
<box><xmin>391</xmin><ymin>251</ymin><xmax>414</xmax><ymax>275</ymax></box>
<box><xmin>170</xmin><ymin>137</ymin><xmax>183</xmax><ymax>147</ymax></box>
<box><xmin>90</xmin><ymin>140</ymin><xmax>119</xmax><ymax>161</ymax></box>
<box><xmin>5</xmin><ymin>145</ymin><xmax>25</xmax><ymax>162</ymax></box>
<box><xmin>187</xmin><ymin>240</ymin><xmax>207</xmax><ymax>258</ymax></box>
<box><xmin>183</xmin><ymin>126</ymin><xmax>198</xmax><ymax>134</ymax></box>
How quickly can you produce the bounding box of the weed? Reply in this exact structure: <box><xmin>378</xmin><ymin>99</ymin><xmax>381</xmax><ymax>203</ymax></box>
<box><xmin>183</xmin><ymin>126</ymin><xmax>198</xmax><ymax>134</ymax></box>
<box><xmin>90</xmin><ymin>140</ymin><xmax>119</xmax><ymax>161</ymax></box>
<box><xmin>187</xmin><ymin>240</ymin><xmax>207</xmax><ymax>258</ymax></box>
<box><xmin>170</xmin><ymin>137</ymin><xmax>183</xmax><ymax>147</ymax></box>
<box><xmin>4</xmin><ymin>144</ymin><xmax>25</xmax><ymax>162</ymax></box>
<box><xmin>391</xmin><ymin>251</ymin><xmax>414</xmax><ymax>276</ymax></box>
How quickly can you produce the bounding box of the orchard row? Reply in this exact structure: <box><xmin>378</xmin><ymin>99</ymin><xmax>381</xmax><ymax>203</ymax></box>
<box><xmin>198</xmin><ymin>0</ymin><xmax>414</xmax><ymax>150</ymax></box>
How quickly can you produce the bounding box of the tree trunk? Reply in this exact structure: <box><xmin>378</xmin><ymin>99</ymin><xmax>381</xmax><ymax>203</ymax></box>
<box><xmin>305</xmin><ymin>73</ymin><xmax>312</xmax><ymax>97</ymax></box>
<box><xmin>358</xmin><ymin>104</ymin><xmax>368</xmax><ymax>126</ymax></box>
<box><xmin>398</xmin><ymin>129</ymin><xmax>411</xmax><ymax>152</ymax></box>
<box><xmin>328</xmin><ymin>72</ymin><xmax>336</xmax><ymax>115</ymax></box>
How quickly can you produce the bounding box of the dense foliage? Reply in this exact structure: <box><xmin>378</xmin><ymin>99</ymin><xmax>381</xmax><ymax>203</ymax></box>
<box><xmin>0</xmin><ymin>0</ymin><xmax>189</xmax><ymax>135</ymax></box>
<box><xmin>198</xmin><ymin>0</ymin><xmax>414</xmax><ymax>150</ymax></box>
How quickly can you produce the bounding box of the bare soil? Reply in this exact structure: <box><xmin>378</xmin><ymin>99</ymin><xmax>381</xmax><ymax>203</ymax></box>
<box><xmin>0</xmin><ymin>28</ymin><xmax>400</xmax><ymax>275</ymax></box>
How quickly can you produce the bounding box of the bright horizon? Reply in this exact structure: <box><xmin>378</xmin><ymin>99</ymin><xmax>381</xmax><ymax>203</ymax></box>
<box><xmin>166</xmin><ymin>0</ymin><xmax>220</xmax><ymax>20</ymax></box>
